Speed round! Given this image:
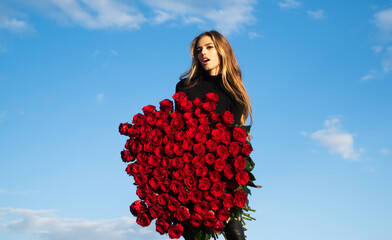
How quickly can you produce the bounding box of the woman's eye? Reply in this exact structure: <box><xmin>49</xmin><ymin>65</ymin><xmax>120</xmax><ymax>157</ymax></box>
<box><xmin>207</xmin><ymin>46</ymin><xmax>213</xmax><ymax>49</ymax></box>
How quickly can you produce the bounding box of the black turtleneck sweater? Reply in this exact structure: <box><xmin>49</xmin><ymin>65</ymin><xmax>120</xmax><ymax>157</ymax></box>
<box><xmin>175</xmin><ymin>74</ymin><xmax>244</xmax><ymax>125</ymax></box>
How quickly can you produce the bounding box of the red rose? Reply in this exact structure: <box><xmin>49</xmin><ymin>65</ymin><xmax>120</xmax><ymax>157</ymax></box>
<box><xmin>156</xmin><ymin>218</ymin><xmax>170</xmax><ymax>234</ymax></box>
<box><xmin>170</xmin><ymin>180</ymin><xmax>183</xmax><ymax>194</ymax></box>
<box><xmin>185</xmin><ymin>127</ymin><xmax>197</xmax><ymax>139</ymax></box>
<box><xmin>127</xmin><ymin>125</ymin><xmax>140</xmax><ymax>137</ymax></box>
<box><xmin>175</xmin><ymin>206</ymin><xmax>191</xmax><ymax>222</ymax></box>
<box><xmin>198</xmin><ymin>124</ymin><xmax>210</xmax><ymax>134</ymax></box>
<box><xmin>233</xmin><ymin>127</ymin><xmax>247</xmax><ymax>143</ymax></box>
<box><xmin>203</xmin><ymin>101</ymin><xmax>216</xmax><ymax>112</ymax></box>
<box><xmin>130</xmin><ymin>200</ymin><xmax>147</xmax><ymax>217</ymax></box>
<box><xmin>161</xmin><ymin>209</ymin><xmax>174</xmax><ymax>222</ymax></box>
<box><xmin>205</xmin><ymin>92</ymin><xmax>219</xmax><ymax>103</ymax></box>
<box><xmin>194</xmin><ymin>132</ymin><xmax>207</xmax><ymax>143</ymax></box>
<box><xmin>180</xmin><ymin>99</ymin><xmax>193</xmax><ymax>111</ymax></box>
<box><xmin>222</xmin><ymin>130</ymin><xmax>231</xmax><ymax>145</ymax></box>
<box><xmin>210</xmin><ymin>113</ymin><xmax>220</xmax><ymax>123</ymax></box>
<box><xmin>175</xmin><ymin>131</ymin><xmax>185</xmax><ymax>142</ymax></box>
<box><xmin>132</xmin><ymin>113</ymin><xmax>146</xmax><ymax>126</ymax></box>
<box><xmin>211</xmin><ymin>128</ymin><xmax>224</xmax><ymax>142</ymax></box>
<box><xmin>233</xmin><ymin>190</ymin><xmax>247</xmax><ymax>208</ymax></box>
<box><xmin>152</xmin><ymin>167</ymin><xmax>167</xmax><ymax>181</ymax></box>
<box><xmin>178</xmin><ymin>190</ymin><xmax>189</xmax><ymax>203</ymax></box>
<box><xmin>193</xmin><ymin>143</ymin><xmax>206</xmax><ymax>155</ymax></box>
<box><xmin>195</xmin><ymin>108</ymin><xmax>208</xmax><ymax>118</ymax></box>
<box><xmin>235</xmin><ymin>171</ymin><xmax>249</xmax><ymax>186</ymax></box>
<box><xmin>142</xmin><ymin>105</ymin><xmax>157</xmax><ymax>115</ymax></box>
<box><xmin>136</xmin><ymin>211</ymin><xmax>151</xmax><ymax>227</ymax></box>
<box><xmin>164</xmin><ymin>125</ymin><xmax>175</xmax><ymax>135</ymax></box>
<box><xmin>173</xmin><ymin>169</ymin><xmax>185</xmax><ymax>181</ymax></box>
<box><xmin>136</xmin><ymin>185</ymin><xmax>149</xmax><ymax>199</ymax></box>
<box><xmin>173</xmin><ymin>142</ymin><xmax>184</xmax><ymax>156</ymax></box>
<box><xmin>159</xmin><ymin>99</ymin><xmax>173</xmax><ymax>113</ymax></box>
<box><xmin>154</xmin><ymin>146</ymin><xmax>164</xmax><ymax>158</ymax></box>
<box><xmin>209</xmin><ymin>171</ymin><xmax>221</xmax><ymax>183</ymax></box>
<box><xmin>213</xmin><ymin>158</ymin><xmax>226</xmax><ymax>172</ymax></box>
<box><xmin>182</xmin><ymin>152</ymin><xmax>193</xmax><ymax>163</ymax></box>
<box><xmin>241</xmin><ymin>143</ymin><xmax>253</xmax><ymax>156</ymax></box>
<box><xmin>193</xmin><ymin>97</ymin><xmax>203</xmax><ymax>107</ymax></box>
<box><xmin>161</xmin><ymin>157</ymin><xmax>171</xmax><ymax>169</ymax></box>
<box><xmin>194</xmin><ymin>201</ymin><xmax>209</xmax><ymax>215</ymax></box>
<box><xmin>190</xmin><ymin>213</ymin><xmax>203</xmax><ymax>227</ymax></box>
<box><xmin>167</xmin><ymin>197</ymin><xmax>181</xmax><ymax>212</ymax></box>
<box><xmin>233</xmin><ymin>156</ymin><xmax>246</xmax><ymax>171</ymax></box>
<box><xmin>204</xmin><ymin>152</ymin><xmax>216</xmax><ymax>165</ymax></box>
<box><xmin>216</xmin><ymin>208</ymin><xmax>230</xmax><ymax>221</ymax></box>
<box><xmin>205</xmin><ymin>139</ymin><xmax>218</xmax><ymax>153</ymax></box>
<box><xmin>172</xmin><ymin>92</ymin><xmax>187</xmax><ymax>103</ymax></box>
<box><xmin>171</xmin><ymin>157</ymin><xmax>184</xmax><ymax>169</ymax></box>
<box><xmin>198</xmin><ymin>117</ymin><xmax>209</xmax><ymax>125</ymax></box>
<box><xmin>222</xmin><ymin>111</ymin><xmax>234</xmax><ymax>125</ymax></box>
<box><xmin>119</xmin><ymin>122</ymin><xmax>130</xmax><ymax>135</ymax></box>
<box><xmin>226</xmin><ymin>179</ymin><xmax>239</xmax><ymax>191</ymax></box>
<box><xmin>168</xmin><ymin>223</ymin><xmax>184</xmax><ymax>239</ymax></box>
<box><xmin>195</xmin><ymin>165</ymin><xmax>208</xmax><ymax>177</ymax></box>
<box><xmin>183</xmin><ymin>112</ymin><xmax>194</xmax><ymax>119</ymax></box>
<box><xmin>221</xmin><ymin>193</ymin><xmax>234</xmax><ymax>208</ymax></box>
<box><xmin>203</xmin><ymin>211</ymin><xmax>217</xmax><ymax>228</ymax></box>
<box><xmin>134</xmin><ymin>173</ymin><xmax>148</xmax><ymax>186</ymax></box>
<box><xmin>228</xmin><ymin>142</ymin><xmax>241</xmax><ymax>157</ymax></box>
<box><xmin>210</xmin><ymin>182</ymin><xmax>225</xmax><ymax>197</ymax></box>
<box><xmin>157</xmin><ymin>193</ymin><xmax>169</xmax><ymax>206</ymax></box>
<box><xmin>146</xmin><ymin>114</ymin><xmax>156</xmax><ymax>126</ymax></box>
<box><xmin>223</xmin><ymin>164</ymin><xmax>235</xmax><ymax>179</ymax></box>
<box><xmin>145</xmin><ymin>192</ymin><xmax>158</xmax><ymax>207</ymax></box>
<box><xmin>184</xmin><ymin>175</ymin><xmax>197</xmax><ymax>190</ymax></box>
<box><xmin>189</xmin><ymin>189</ymin><xmax>203</xmax><ymax>203</ymax></box>
<box><xmin>191</xmin><ymin>155</ymin><xmax>205</xmax><ymax>167</ymax></box>
<box><xmin>216</xmin><ymin>144</ymin><xmax>229</xmax><ymax>159</ymax></box>
<box><xmin>213</xmin><ymin>220</ymin><xmax>224</xmax><ymax>233</ymax></box>
<box><xmin>156</xmin><ymin>118</ymin><xmax>169</xmax><ymax>130</ymax></box>
<box><xmin>203</xmin><ymin>191</ymin><xmax>215</xmax><ymax>202</ymax></box>
<box><xmin>210</xmin><ymin>199</ymin><xmax>221</xmax><ymax>211</ymax></box>
<box><xmin>183</xmin><ymin>163</ymin><xmax>195</xmax><ymax>176</ymax></box>
<box><xmin>148</xmin><ymin>177</ymin><xmax>160</xmax><ymax>190</ymax></box>
<box><xmin>150</xmin><ymin>204</ymin><xmax>163</xmax><ymax>219</ymax></box>
<box><xmin>160</xmin><ymin>179</ymin><xmax>171</xmax><ymax>193</ymax></box>
<box><xmin>121</xmin><ymin>150</ymin><xmax>135</xmax><ymax>162</ymax></box>
<box><xmin>198</xmin><ymin>177</ymin><xmax>212</xmax><ymax>191</ymax></box>
<box><xmin>148</xmin><ymin>155</ymin><xmax>160</xmax><ymax>167</ymax></box>
<box><xmin>182</xmin><ymin>139</ymin><xmax>193</xmax><ymax>151</ymax></box>
<box><xmin>171</xmin><ymin>118</ymin><xmax>184</xmax><ymax>130</ymax></box>
<box><xmin>186</xmin><ymin>118</ymin><xmax>198</xmax><ymax>128</ymax></box>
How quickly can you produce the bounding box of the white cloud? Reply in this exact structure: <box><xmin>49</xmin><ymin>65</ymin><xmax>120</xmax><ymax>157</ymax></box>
<box><xmin>307</xmin><ymin>9</ymin><xmax>325</xmax><ymax>20</ymax></box>
<box><xmin>92</xmin><ymin>50</ymin><xmax>101</xmax><ymax>57</ymax></box>
<box><xmin>0</xmin><ymin>18</ymin><xmax>30</xmax><ymax>32</ymax></box>
<box><xmin>371</xmin><ymin>45</ymin><xmax>383</xmax><ymax>53</ymax></box>
<box><xmin>310</xmin><ymin>117</ymin><xmax>362</xmax><ymax>161</ymax></box>
<box><xmin>380</xmin><ymin>148</ymin><xmax>390</xmax><ymax>155</ymax></box>
<box><xmin>362</xmin><ymin>166</ymin><xmax>376</xmax><ymax>173</ymax></box>
<box><xmin>248</xmin><ymin>32</ymin><xmax>263</xmax><ymax>39</ymax></box>
<box><xmin>374</xmin><ymin>8</ymin><xmax>392</xmax><ymax>33</ymax></box>
<box><xmin>0</xmin><ymin>189</ymin><xmax>5</xmax><ymax>193</ymax></box>
<box><xmin>278</xmin><ymin>0</ymin><xmax>301</xmax><ymax>9</ymax></box>
<box><xmin>96</xmin><ymin>93</ymin><xmax>104</xmax><ymax>102</ymax></box>
<box><xmin>0</xmin><ymin>207</ymin><xmax>156</xmax><ymax>240</ymax></box>
<box><xmin>25</xmin><ymin>0</ymin><xmax>146</xmax><ymax>30</ymax></box>
<box><xmin>2</xmin><ymin>0</ymin><xmax>256</xmax><ymax>35</ymax></box>
<box><xmin>360</xmin><ymin>69</ymin><xmax>380</xmax><ymax>81</ymax></box>
<box><xmin>110</xmin><ymin>49</ymin><xmax>118</xmax><ymax>55</ymax></box>
<box><xmin>142</xmin><ymin>0</ymin><xmax>256</xmax><ymax>34</ymax></box>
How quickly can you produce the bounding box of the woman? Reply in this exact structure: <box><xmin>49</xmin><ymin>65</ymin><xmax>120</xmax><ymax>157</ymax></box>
<box><xmin>176</xmin><ymin>30</ymin><xmax>252</xmax><ymax>240</ymax></box>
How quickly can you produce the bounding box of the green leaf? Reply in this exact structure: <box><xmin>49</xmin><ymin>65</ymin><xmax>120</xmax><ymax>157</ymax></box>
<box><xmin>245</xmin><ymin>157</ymin><xmax>255</xmax><ymax>171</ymax></box>
<box><xmin>248</xmin><ymin>172</ymin><xmax>256</xmax><ymax>182</ymax></box>
<box><xmin>247</xmin><ymin>181</ymin><xmax>258</xmax><ymax>188</ymax></box>
<box><xmin>242</xmin><ymin>185</ymin><xmax>251</xmax><ymax>195</ymax></box>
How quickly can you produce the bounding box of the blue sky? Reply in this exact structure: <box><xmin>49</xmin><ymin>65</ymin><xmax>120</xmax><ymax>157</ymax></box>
<box><xmin>1</xmin><ymin>0</ymin><xmax>391</xmax><ymax>239</ymax></box>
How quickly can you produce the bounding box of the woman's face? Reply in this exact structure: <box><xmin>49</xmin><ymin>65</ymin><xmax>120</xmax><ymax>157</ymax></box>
<box><xmin>196</xmin><ymin>35</ymin><xmax>221</xmax><ymax>76</ymax></box>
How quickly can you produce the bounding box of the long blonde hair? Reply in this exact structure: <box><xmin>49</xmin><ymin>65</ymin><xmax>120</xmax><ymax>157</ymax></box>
<box><xmin>180</xmin><ymin>30</ymin><xmax>252</xmax><ymax>125</ymax></box>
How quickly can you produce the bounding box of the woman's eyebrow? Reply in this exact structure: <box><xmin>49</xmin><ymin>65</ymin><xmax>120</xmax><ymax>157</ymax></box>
<box><xmin>196</xmin><ymin>43</ymin><xmax>214</xmax><ymax>49</ymax></box>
